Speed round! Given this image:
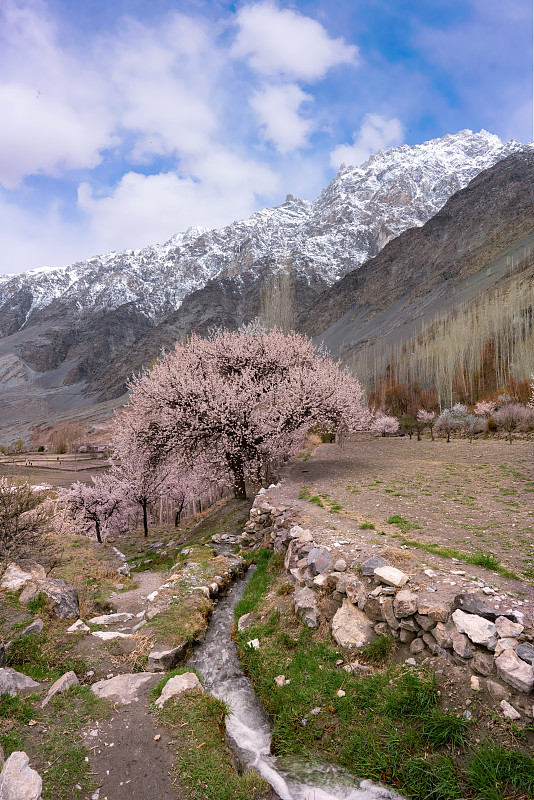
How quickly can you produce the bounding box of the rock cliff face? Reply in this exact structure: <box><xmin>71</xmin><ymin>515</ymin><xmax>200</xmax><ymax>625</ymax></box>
<box><xmin>0</xmin><ymin>130</ymin><xmax>530</xmax><ymax>439</ymax></box>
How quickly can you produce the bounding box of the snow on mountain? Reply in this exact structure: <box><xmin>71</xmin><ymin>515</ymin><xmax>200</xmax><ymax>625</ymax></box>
<box><xmin>0</xmin><ymin>130</ymin><xmax>528</xmax><ymax>330</ymax></box>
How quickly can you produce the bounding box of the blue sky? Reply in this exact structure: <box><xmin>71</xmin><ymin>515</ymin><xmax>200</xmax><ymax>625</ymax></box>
<box><xmin>0</xmin><ymin>0</ymin><xmax>532</xmax><ymax>275</ymax></box>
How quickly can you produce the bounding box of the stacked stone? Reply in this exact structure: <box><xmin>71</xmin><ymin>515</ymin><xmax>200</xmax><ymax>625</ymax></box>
<box><xmin>239</xmin><ymin>497</ymin><xmax>293</xmax><ymax>549</ymax></box>
<box><xmin>241</xmin><ymin>494</ymin><xmax>534</xmax><ymax>718</ymax></box>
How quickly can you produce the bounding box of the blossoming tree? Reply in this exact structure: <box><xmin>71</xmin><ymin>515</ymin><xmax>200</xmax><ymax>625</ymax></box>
<box><xmin>121</xmin><ymin>328</ymin><xmax>370</xmax><ymax>499</ymax></box>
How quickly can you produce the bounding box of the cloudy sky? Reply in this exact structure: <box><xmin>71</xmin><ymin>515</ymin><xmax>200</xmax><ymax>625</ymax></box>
<box><xmin>0</xmin><ymin>0</ymin><xmax>532</xmax><ymax>275</ymax></box>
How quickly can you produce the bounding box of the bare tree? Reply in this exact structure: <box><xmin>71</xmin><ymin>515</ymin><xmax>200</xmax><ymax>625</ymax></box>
<box><xmin>0</xmin><ymin>478</ymin><xmax>51</xmax><ymax>572</ymax></box>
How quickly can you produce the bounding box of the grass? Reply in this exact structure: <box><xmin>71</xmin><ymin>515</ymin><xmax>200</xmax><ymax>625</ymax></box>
<box><xmin>233</xmin><ymin>550</ymin><xmax>534</xmax><ymax>800</ymax></box>
<box><xmin>0</xmin><ymin>685</ymin><xmax>111</xmax><ymax>800</ymax></box>
<box><xmin>5</xmin><ymin>628</ymin><xmax>88</xmax><ymax>682</ymax></box>
<box><xmin>397</xmin><ymin>538</ymin><xmax>522</xmax><ymax>581</ymax></box>
<box><xmin>234</xmin><ymin>549</ymin><xmax>282</xmax><ymax>620</ymax></box>
<box><xmin>360</xmin><ymin>522</ymin><xmax>375</xmax><ymax>530</ymax></box>
<box><xmin>386</xmin><ymin>515</ymin><xmax>422</xmax><ymax>533</ymax></box>
<box><xmin>155</xmin><ymin>691</ymin><xmax>270</xmax><ymax>800</ymax></box>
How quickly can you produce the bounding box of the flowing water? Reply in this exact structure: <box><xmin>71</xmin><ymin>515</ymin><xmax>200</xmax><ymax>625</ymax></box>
<box><xmin>188</xmin><ymin>570</ymin><xmax>405</xmax><ymax>800</ymax></box>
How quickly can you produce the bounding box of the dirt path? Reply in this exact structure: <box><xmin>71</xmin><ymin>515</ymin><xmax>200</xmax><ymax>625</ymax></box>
<box><xmin>111</xmin><ymin>570</ymin><xmax>164</xmax><ymax>615</ymax></box>
<box><xmin>84</xmin><ymin>702</ymin><xmax>184</xmax><ymax>800</ymax></box>
<box><xmin>82</xmin><ymin>566</ymin><xmax>187</xmax><ymax>800</ymax></box>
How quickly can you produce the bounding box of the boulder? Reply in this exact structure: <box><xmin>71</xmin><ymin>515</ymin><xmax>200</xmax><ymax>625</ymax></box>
<box><xmin>495</xmin><ymin>650</ymin><xmax>534</xmax><ymax>693</ymax></box>
<box><xmin>360</xmin><ymin>556</ymin><xmax>389</xmax><ymax>577</ymax></box>
<box><xmin>416</xmin><ymin>598</ymin><xmax>450</xmax><ymax>623</ymax></box>
<box><xmin>495</xmin><ymin>616</ymin><xmax>524</xmax><ymax>639</ymax></box>
<box><xmin>155</xmin><ymin>673</ymin><xmax>203</xmax><ymax>708</ymax></box>
<box><xmin>147</xmin><ymin>642</ymin><xmax>189</xmax><ymax>671</ymax></box>
<box><xmin>91</xmin><ymin>673</ymin><xmax>160</xmax><ymax>704</ymax></box>
<box><xmin>332</xmin><ymin>600</ymin><xmax>376</xmax><ymax>649</ymax></box>
<box><xmin>363</xmin><ymin>596</ymin><xmax>385</xmax><ymax>622</ymax></box>
<box><xmin>66</xmin><ymin>620</ymin><xmax>90</xmax><ymax>634</ymax></box>
<box><xmin>333</xmin><ymin>559</ymin><xmax>347</xmax><ymax>572</ymax></box>
<box><xmin>451</xmin><ymin>630</ymin><xmax>473</xmax><ymax>659</ymax></box>
<box><xmin>399</xmin><ymin>629</ymin><xmax>416</xmax><ymax>644</ymax></box>
<box><xmin>373</xmin><ymin>566</ymin><xmax>409</xmax><ymax>588</ymax></box>
<box><xmin>88</xmin><ymin>613</ymin><xmax>134</xmax><ymax>626</ymax></box>
<box><xmin>516</xmin><ymin>643</ymin><xmax>534</xmax><ymax>665</ymax></box>
<box><xmin>471</xmin><ymin>651</ymin><xmax>494</xmax><ymax>676</ymax></box>
<box><xmin>453</xmin><ymin>593</ymin><xmax>513</xmax><ymax>621</ymax></box>
<box><xmin>19</xmin><ymin>579</ymin><xmax>79</xmax><ymax>619</ymax></box>
<box><xmin>486</xmin><ymin>679</ymin><xmax>511</xmax><ymax>702</ymax></box>
<box><xmin>494</xmin><ymin>638</ymin><xmax>518</xmax><ymax>658</ymax></box>
<box><xmin>306</xmin><ymin>548</ymin><xmax>333</xmax><ymax>576</ymax></box>
<box><xmin>393</xmin><ymin>591</ymin><xmax>418</xmax><ymax>618</ymax></box>
<box><xmin>40</xmin><ymin>671</ymin><xmax>79</xmax><ymax>708</ymax></box>
<box><xmin>433</xmin><ymin>621</ymin><xmax>454</xmax><ymax>649</ymax></box>
<box><xmin>294</xmin><ymin>587</ymin><xmax>319</xmax><ymax>628</ymax></box>
<box><xmin>0</xmin><ymin>751</ymin><xmax>42</xmax><ymax>800</ymax></box>
<box><xmin>0</xmin><ymin>563</ymin><xmax>46</xmax><ymax>591</ymax></box>
<box><xmin>18</xmin><ymin>619</ymin><xmax>44</xmax><ymax>638</ymax></box>
<box><xmin>410</xmin><ymin>638</ymin><xmax>426</xmax><ymax>654</ymax></box>
<box><xmin>0</xmin><ymin>668</ymin><xmax>41</xmax><ymax>697</ymax></box>
<box><xmin>500</xmin><ymin>700</ymin><xmax>521</xmax><ymax>720</ymax></box>
<box><xmin>414</xmin><ymin>614</ymin><xmax>435</xmax><ymax>632</ymax></box>
<box><xmin>452</xmin><ymin>609</ymin><xmax>497</xmax><ymax>649</ymax></box>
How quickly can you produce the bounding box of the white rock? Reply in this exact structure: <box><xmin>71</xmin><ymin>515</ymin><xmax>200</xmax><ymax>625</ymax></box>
<box><xmin>40</xmin><ymin>671</ymin><xmax>79</xmax><ymax>708</ymax></box>
<box><xmin>452</xmin><ymin>609</ymin><xmax>497</xmax><ymax>648</ymax></box>
<box><xmin>0</xmin><ymin>668</ymin><xmax>41</xmax><ymax>697</ymax></box>
<box><xmin>88</xmin><ymin>613</ymin><xmax>134</xmax><ymax>626</ymax></box>
<box><xmin>500</xmin><ymin>700</ymin><xmax>521</xmax><ymax>720</ymax></box>
<box><xmin>495</xmin><ymin>616</ymin><xmax>523</xmax><ymax>639</ymax></box>
<box><xmin>332</xmin><ymin>599</ymin><xmax>376</xmax><ymax>649</ymax></box>
<box><xmin>0</xmin><ymin>751</ymin><xmax>42</xmax><ymax>800</ymax></box>
<box><xmin>91</xmin><ymin>673</ymin><xmax>159</xmax><ymax>705</ymax></box>
<box><xmin>0</xmin><ymin>563</ymin><xmax>45</xmax><ymax>591</ymax></box>
<box><xmin>495</xmin><ymin>650</ymin><xmax>534</xmax><ymax>693</ymax></box>
<box><xmin>373</xmin><ymin>566</ymin><xmax>409</xmax><ymax>588</ymax></box>
<box><xmin>66</xmin><ymin>619</ymin><xmax>90</xmax><ymax>634</ymax></box>
<box><xmin>274</xmin><ymin>675</ymin><xmax>285</xmax><ymax>687</ymax></box>
<box><xmin>247</xmin><ymin>639</ymin><xmax>260</xmax><ymax>650</ymax></box>
<box><xmin>155</xmin><ymin>673</ymin><xmax>203</xmax><ymax>708</ymax></box>
<box><xmin>494</xmin><ymin>638</ymin><xmax>518</xmax><ymax>658</ymax></box>
<box><xmin>91</xmin><ymin>631</ymin><xmax>134</xmax><ymax>641</ymax></box>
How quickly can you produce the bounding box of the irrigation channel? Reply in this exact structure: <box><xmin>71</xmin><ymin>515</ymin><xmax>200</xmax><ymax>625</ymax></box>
<box><xmin>187</xmin><ymin>567</ymin><xmax>405</xmax><ymax>800</ymax></box>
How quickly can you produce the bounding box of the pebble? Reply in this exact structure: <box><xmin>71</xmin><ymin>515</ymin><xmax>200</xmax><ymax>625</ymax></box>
<box><xmin>336</xmin><ymin>689</ymin><xmax>346</xmax><ymax>697</ymax></box>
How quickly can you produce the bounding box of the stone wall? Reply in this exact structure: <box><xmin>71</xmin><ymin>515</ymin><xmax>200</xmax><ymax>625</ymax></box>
<box><xmin>240</xmin><ymin>490</ymin><xmax>534</xmax><ymax>721</ymax></box>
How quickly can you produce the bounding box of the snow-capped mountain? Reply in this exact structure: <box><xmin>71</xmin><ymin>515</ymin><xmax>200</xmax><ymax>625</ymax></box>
<box><xmin>0</xmin><ymin>129</ymin><xmax>526</xmax><ymax>335</ymax></box>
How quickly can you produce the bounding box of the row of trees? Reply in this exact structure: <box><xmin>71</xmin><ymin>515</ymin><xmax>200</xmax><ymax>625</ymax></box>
<box><xmin>352</xmin><ymin>262</ymin><xmax>534</xmax><ymax>408</ymax></box>
<box><xmin>59</xmin><ymin>327</ymin><xmax>369</xmax><ymax>541</ymax></box>
<box><xmin>372</xmin><ymin>394</ymin><xmax>534</xmax><ymax>444</ymax></box>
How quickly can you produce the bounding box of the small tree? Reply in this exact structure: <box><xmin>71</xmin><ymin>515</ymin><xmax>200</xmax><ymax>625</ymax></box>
<box><xmin>464</xmin><ymin>413</ymin><xmax>485</xmax><ymax>443</ymax></box>
<box><xmin>399</xmin><ymin>413</ymin><xmax>415</xmax><ymax>439</ymax></box>
<box><xmin>493</xmin><ymin>403</ymin><xmax>530</xmax><ymax>444</ymax></box>
<box><xmin>473</xmin><ymin>400</ymin><xmax>495</xmax><ymax>417</ymax></box>
<box><xmin>0</xmin><ymin>478</ymin><xmax>51</xmax><ymax>571</ymax></box>
<box><xmin>415</xmin><ymin>409</ymin><xmax>436</xmax><ymax>441</ymax></box>
<box><xmin>371</xmin><ymin>411</ymin><xmax>399</xmax><ymax>437</ymax></box>
<box><xmin>59</xmin><ymin>477</ymin><xmax>129</xmax><ymax>543</ymax></box>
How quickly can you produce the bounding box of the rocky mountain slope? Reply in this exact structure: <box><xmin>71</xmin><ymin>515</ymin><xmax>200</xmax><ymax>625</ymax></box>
<box><xmin>299</xmin><ymin>149</ymin><xmax>534</xmax><ymax>370</ymax></box>
<box><xmin>0</xmin><ymin>130</ymin><xmax>530</xmax><ymax>440</ymax></box>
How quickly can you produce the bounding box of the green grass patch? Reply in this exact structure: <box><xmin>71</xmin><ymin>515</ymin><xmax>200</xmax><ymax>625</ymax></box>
<box><xmin>233</xmin><ymin>550</ymin><xmax>534</xmax><ymax>800</ymax></box>
<box><xmin>234</xmin><ymin>549</ymin><xmax>281</xmax><ymax>620</ymax></box>
<box><xmin>5</xmin><ymin>629</ymin><xmax>88</xmax><ymax>682</ymax></box>
<box><xmin>386</xmin><ymin>515</ymin><xmax>422</xmax><ymax>533</ymax></box>
<box><xmin>360</xmin><ymin>522</ymin><xmax>375</xmax><ymax>530</ymax></box>
<box><xmin>156</xmin><ymin>691</ymin><xmax>269</xmax><ymax>800</ymax></box>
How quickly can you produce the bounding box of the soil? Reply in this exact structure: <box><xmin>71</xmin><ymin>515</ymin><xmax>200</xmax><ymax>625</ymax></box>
<box><xmin>83</xmin><ymin>698</ymin><xmax>185</xmax><ymax>800</ymax></box>
<box><xmin>281</xmin><ymin>435</ymin><xmax>534</xmax><ymax>594</ymax></box>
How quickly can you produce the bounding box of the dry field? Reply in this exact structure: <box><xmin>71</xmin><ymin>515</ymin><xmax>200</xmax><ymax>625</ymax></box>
<box><xmin>283</xmin><ymin>435</ymin><xmax>534</xmax><ymax>581</ymax></box>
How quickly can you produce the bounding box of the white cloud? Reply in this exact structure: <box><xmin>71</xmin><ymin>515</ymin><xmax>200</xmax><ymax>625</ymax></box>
<box><xmin>0</xmin><ymin>1</ymin><xmax>116</xmax><ymax>188</ymax></box>
<box><xmin>250</xmin><ymin>84</ymin><xmax>313</xmax><ymax>153</ymax></box>
<box><xmin>77</xmin><ymin>155</ymin><xmax>279</xmax><ymax>253</ymax></box>
<box><xmin>330</xmin><ymin>114</ymin><xmax>405</xmax><ymax>168</ymax></box>
<box><xmin>232</xmin><ymin>1</ymin><xmax>357</xmax><ymax>80</ymax></box>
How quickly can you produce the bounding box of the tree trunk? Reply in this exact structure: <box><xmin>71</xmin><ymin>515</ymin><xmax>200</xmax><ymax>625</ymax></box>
<box><xmin>95</xmin><ymin>519</ymin><xmax>102</xmax><ymax>544</ymax></box>
<box><xmin>142</xmin><ymin>502</ymin><xmax>149</xmax><ymax>537</ymax></box>
<box><xmin>430</xmin><ymin>428</ymin><xmax>435</xmax><ymax>441</ymax></box>
<box><xmin>230</xmin><ymin>456</ymin><xmax>247</xmax><ymax>499</ymax></box>
<box><xmin>416</xmin><ymin>429</ymin><xmax>421</xmax><ymax>441</ymax></box>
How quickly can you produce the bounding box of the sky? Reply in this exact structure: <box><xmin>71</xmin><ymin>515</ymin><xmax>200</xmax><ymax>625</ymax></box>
<box><xmin>0</xmin><ymin>0</ymin><xmax>532</xmax><ymax>276</ymax></box>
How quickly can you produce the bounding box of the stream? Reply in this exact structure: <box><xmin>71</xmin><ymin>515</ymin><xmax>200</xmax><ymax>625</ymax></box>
<box><xmin>188</xmin><ymin>569</ymin><xmax>405</xmax><ymax>800</ymax></box>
